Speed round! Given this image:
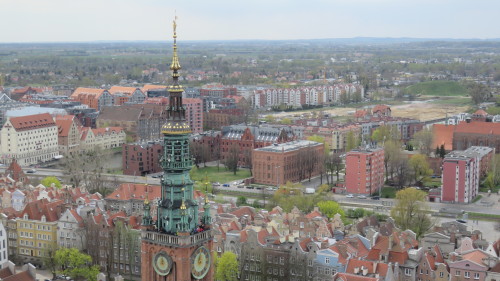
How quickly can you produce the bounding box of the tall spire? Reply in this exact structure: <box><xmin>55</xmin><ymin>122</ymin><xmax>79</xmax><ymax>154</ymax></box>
<box><xmin>170</xmin><ymin>17</ymin><xmax>181</xmax><ymax>79</ymax></box>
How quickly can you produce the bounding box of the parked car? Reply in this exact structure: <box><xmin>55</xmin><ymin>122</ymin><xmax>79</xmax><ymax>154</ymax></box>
<box><xmin>212</xmin><ymin>182</ymin><xmax>221</xmax><ymax>186</ymax></box>
<box><xmin>371</xmin><ymin>196</ymin><xmax>380</xmax><ymax>200</ymax></box>
<box><xmin>26</xmin><ymin>169</ymin><xmax>37</xmax><ymax>173</ymax></box>
<box><xmin>245</xmin><ymin>186</ymin><xmax>254</xmax><ymax>189</ymax></box>
<box><xmin>222</xmin><ymin>184</ymin><xmax>230</xmax><ymax>187</ymax></box>
<box><xmin>346</xmin><ymin>194</ymin><xmax>354</xmax><ymax>198</ymax></box>
<box><xmin>237</xmin><ymin>184</ymin><xmax>244</xmax><ymax>188</ymax></box>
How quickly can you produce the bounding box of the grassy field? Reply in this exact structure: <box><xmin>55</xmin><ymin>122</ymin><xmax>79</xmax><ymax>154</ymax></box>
<box><xmin>429</xmin><ymin>96</ymin><xmax>472</xmax><ymax>106</ymax></box>
<box><xmin>404</xmin><ymin>81</ymin><xmax>468</xmax><ymax>96</ymax></box>
<box><xmin>381</xmin><ymin>187</ymin><xmax>397</xmax><ymax>198</ymax></box>
<box><xmin>190</xmin><ymin>166</ymin><xmax>252</xmax><ymax>184</ymax></box>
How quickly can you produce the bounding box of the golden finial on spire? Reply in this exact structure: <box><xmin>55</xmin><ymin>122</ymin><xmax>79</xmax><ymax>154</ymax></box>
<box><xmin>180</xmin><ymin>198</ymin><xmax>187</xmax><ymax>210</ymax></box>
<box><xmin>170</xmin><ymin>16</ymin><xmax>181</xmax><ymax>71</ymax></box>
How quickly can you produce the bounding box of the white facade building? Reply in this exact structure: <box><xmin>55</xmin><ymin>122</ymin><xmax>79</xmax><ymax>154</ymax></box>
<box><xmin>0</xmin><ymin>113</ymin><xmax>58</xmax><ymax>166</ymax></box>
<box><xmin>0</xmin><ymin>222</ymin><xmax>8</xmax><ymax>264</ymax></box>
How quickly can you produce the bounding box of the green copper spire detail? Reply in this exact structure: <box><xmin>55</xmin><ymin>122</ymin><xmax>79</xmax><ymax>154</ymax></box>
<box><xmin>154</xmin><ymin>18</ymin><xmax>208</xmax><ymax>235</ymax></box>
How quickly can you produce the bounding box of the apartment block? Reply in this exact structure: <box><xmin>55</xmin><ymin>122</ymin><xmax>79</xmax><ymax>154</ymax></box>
<box><xmin>345</xmin><ymin>147</ymin><xmax>385</xmax><ymax>195</ymax></box>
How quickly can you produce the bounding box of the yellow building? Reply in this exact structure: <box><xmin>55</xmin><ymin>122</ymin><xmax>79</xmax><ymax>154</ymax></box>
<box><xmin>16</xmin><ymin>199</ymin><xmax>63</xmax><ymax>266</ymax></box>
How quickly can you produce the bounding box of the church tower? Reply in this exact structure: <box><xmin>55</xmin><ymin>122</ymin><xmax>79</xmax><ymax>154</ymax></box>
<box><xmin>141</xmin><ymin>19</ymin><xmax>213</xmax><ymax>281</ymax></box>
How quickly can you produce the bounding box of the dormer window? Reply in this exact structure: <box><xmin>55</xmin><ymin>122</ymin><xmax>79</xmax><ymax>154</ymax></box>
<box><xmin>41</xmin><ymin>215</ymin><xmax>46</xmax><ymax>222</ymax></box>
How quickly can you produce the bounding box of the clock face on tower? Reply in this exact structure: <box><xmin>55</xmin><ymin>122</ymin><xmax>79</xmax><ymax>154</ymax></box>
<box><xmin>191</xmin><ymin>246</ymin><xmax>211</xmax><ymax>279</ymax></box>
<box><xmin>153</xmin><ymin>251</ymin><xmax>173</xmax><ymax>276</ymax></box>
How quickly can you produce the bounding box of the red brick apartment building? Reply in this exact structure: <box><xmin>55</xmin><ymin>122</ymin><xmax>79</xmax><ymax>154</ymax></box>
<box><xmin>200</xmin><ymin>83</ymin><xmax>237</xmax><ymax>97</ymax></box>
<box><xmin>122</xmin><ymin>142</ymin><xmax>163</xmax><ymax>176</ymax></box>
<box><xmin>144</xmin><ymin>97</ymin><xmax>203</xmax><ymax>134</ymax></box>
<box><xmin>252</xmin><ymin>140</ymin><xmax>324</xmax><ymax>185</ymax></box>
<box><xmin>345</xmin><ymin>147</ymin><xmax>385</xmax><ymax>195</ymax></box>
<box><xmin>441</xmin><ymin>146</ymin><xmax>494</xmax><ymax>203</ymax></box>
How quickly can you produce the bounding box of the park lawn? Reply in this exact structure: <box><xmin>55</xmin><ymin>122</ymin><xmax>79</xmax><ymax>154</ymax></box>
<box><xmin>430</xmin><ymin>96</ymin><xmax>472</xmax><ymax>106</ymax></box>
<box><xmin>190</xmin><ymin>166</ymin><xmax>252</xmax><ymax>184</ymax></box>
<box><xmin>381</xmin><ymin>187</ymin><xmax>397</xmax><ymax>198</ymax></box>
<box><xmin>423</xmin><ymin>178</ymin><xmax>441</xmax><ymax>188</ymax></box>
<box><xmin>404</xmin><ymin>81</ymin><xmax>468</xmax><ymax>96</ymax></box>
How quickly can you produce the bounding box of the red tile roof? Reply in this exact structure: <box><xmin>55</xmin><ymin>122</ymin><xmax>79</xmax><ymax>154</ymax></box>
<box><xmin>455</xmin><ymin>121</ymin><xmax>500</xmax><ymax>135</ymax></box>
<box><xmin>109</xmin><ymin>86</ymin><xmax>142</xmax><ymax>96</ymax></box>
<box><xmin>141</xmin><ymin>84</ymin><xmax>168</xmax><ymax>92</ymax></box>
<box><xmin>346</xmin><ymin>258</ymin><xmax>389</xmax><ymax>277</ymax></box>
<box><xmin>473</xmin><ymin>109</ymin><xmax>488</xmax><ymax>116</ymax></box>
<box><xmin>7</xmin><ymin>113</ymin><xmax>55</xmax><ymax>132</ymax></box>
<box><xmin>2</xmin><ymin>270</ymin><xmax>36</xmax><ymax>281</ymax></box>
<box><xmin>55</xmin><ymin>115</ymin><xmax>76</xmax><ymax>137</ymax></box>
<box><xmin>70</xmin><ymin>87</ymin><xmax>107</xmax><ymax>99</ymax></box>
<box><xmin>19</xmin><ymin>199</ymin><xmax>64</xmax><ymax>222</ymax></box>
<box><xmin>334</xmin><ymin>272</ymin><xmax>380</xmax><ymax>281</ymax></box>
<box><xmin>433</xmin><ymin>124</ymin><xmax>455</xmax><ymax>151</ymax></box>
<box><xmin>106</xmin><ymin>183</ymin><xmax>161</xmax><ymax>201</ymax></box>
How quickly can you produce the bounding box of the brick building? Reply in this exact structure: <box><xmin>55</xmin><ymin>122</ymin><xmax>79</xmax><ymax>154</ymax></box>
<box><xmin>252</xmin><ymin>140</ymin><xmax>324</xmax><ymax>185</ymax></box>
<box><xmin>108</xmin><ymin>86</ymin><xmax>146</xmax><ymax>105</ymax></box>
<box><xmin>190</xmin><ymin>131</ymin><xmax>222</xmax><ymax>163</ymax></box>
<box><xmin>221</xmin><ymin>125</ymin><xmax>296</xmax><ymax>168</ymax></box>
<box><xmin>70</xmin><ymin>87</ymin><xmax>114</xmax><ymax>111</ymax></box>
<box><xmin>441</xmin><ymin>146</ymin><xmax>493</xmax><ymax>203</ymax></box>
<box><xmin>97</xmin><ymin>104</ymin><xmax>167</xmax><ymax>141</ymax></box>
<box><xmin>122</xmin><ymin>141</ymin><xmax>163</xmax><ymax>176</ymax></box>
<box><xmin>204</xmin><ymin>107</ymin><xmax>245</xmax><ymax>130</ymax></box>
<box><xmin>345</xmin><ymin>147</ymin><xmax>385</xmax><ymax>195</ymax></box>
<box><xmin>200</xmin><ymin>83</ymin><xmax>237</xmax><ymax>97</ymax></box>
<box><xmin>144</xmin><ymin>97</ymin><xmax>204</xmax><ymax>134</ymax></box>
<box><xmin>434</xmin><ymin>121</ymin><xmax>500</xmax><ymax>153</ymax></box>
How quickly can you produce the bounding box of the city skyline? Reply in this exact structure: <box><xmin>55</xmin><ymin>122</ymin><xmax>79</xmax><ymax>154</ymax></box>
<box><xmin>1</xmin><ymin>0</ymin><xmax>499</xmax><ymax>43</ymax></box>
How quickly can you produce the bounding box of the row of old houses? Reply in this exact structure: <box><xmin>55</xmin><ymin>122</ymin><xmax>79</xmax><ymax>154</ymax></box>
<box><xmin>0</xmin><ymin>112</ymin><xmax>126</xmax><ymax>166</ymax></box>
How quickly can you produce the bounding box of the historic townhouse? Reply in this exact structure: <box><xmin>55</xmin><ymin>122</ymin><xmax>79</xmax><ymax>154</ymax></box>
<box><xmin>0</xmin><ymin>222</ymin><xmax>8</xmax><ymax>264</ymax></box>
<box><xmin>0</xmin><ymin>113</ymin><xmax>59</xmax><ymax>166</ymax></box>
<box><xmin>16</xmin><ymin>199</ymin><xmax>64</xmax><ymax>267</ymax></box>
<box><xmin>57</xmin><ymin>209</ymin><xmax>85</xmax><ymax>250</ymax></box>
<box><xmin>108</xmin><ymin>86</ymin><xmax>146</xmax><ymax>105</ymax></box>
<box><xmin>70</xmin><ymin>87</ymin><xmax>114</xmax><ymax>111</ymax></box>
<box><xmin>54</xmin><ymin>115</ymin><xmax>82</xmax><ymax>155</ymax></box>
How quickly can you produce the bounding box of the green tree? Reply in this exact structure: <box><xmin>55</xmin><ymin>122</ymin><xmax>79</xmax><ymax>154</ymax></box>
<box><xmin>236</xmin><ymin>196</ymin><xmax>248</xmax><ymax>206</ymax></box>
<box><xmin>307</xmin><ymin>135</ymin><xmax>330</xmax><ymax>155</ymax></box>
<box><xmin>371</xmin><ymin>125</ymin><xmax>400</xmax><ymax>143</ymax></box>
<box><xmin>384</xmin><ymin>140</ymin><xmax>402</xmax><ymax>182</ymax></box>
<box><xmin>345</xmin><ymin>130</ymin><xmax>358</xmax><ymax>152</ymax></box>
<box><xmin>409</xmin><ymin>154</ymin><xmax>433</xmax><ymax>186</ymax></box>
<box><xmin>41</xmin><ymin>176</ymin><xmax>62</xmax><ymax>188</ymax></box>
<box><xmin>466</xmin><ymin>82</ymin><xmax>491</xmax><ymax>105</ymax></box>
<box><xmin>317</xmin><ymin>201</ymin><xmax>345</xmax><ymax>219</ymax></box>
<box><xmin>486</xmin><ymin>172</ymin><xmax>495</xmax><ymax>191</ymax></box>
<box><xmin>264</xmin><ymin>115</ymin><xmax>276</xmax><ymax>123</ymax></box>
<box><xmin>439</xmin><ymin>144</ymin><xmax>446</xmax><ymax>158</ymax></box>
<box><xmin>54</xmin><ymin>247</ymin><xmax>100</xmax><ymax>281</ymax></box>
<box><xmin>435</xmin><ymin>146</ymin><xmax>440</xmax><ymax>157</ymax></box>
<box><xmin>215</xmin><ymin>251</ymin><xmax>239</xmax><ymax>281</ymax></box>
<box><xmin>390</xmin><ymin>188</ymin><xmax>434</xmax><ymax>239</ymax></box>
<box><xmin>224</xmin><ymin>143</ymin><xmax>239</xmax><ymax>175</ymax></box>
<box><xmin>280</xmin><ymin>117</ymin><xmax>292</xmax><ymax>125</ymax></box>
<box><xmin>411</xmin><ymin>128</ymin><xmax>434</xmax><ymax>156</ymax></box>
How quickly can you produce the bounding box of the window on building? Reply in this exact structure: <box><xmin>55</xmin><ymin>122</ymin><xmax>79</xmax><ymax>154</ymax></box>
<box><xmin>405</xmin><ymin>268</ymin><xmax>411</xmax><ymax>276</ymax></box>
<box><xmin>474</xmin><ymin>273</ymin><xmax>480</xmax><ymax>280</ymax></box>
<box><xmin>465</xmin><ymin>271</ymin><xmax>470</xmax><ymax>279</ymax></box>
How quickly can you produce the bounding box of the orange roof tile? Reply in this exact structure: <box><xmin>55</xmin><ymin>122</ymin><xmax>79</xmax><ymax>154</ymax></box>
<box><xmin>462</xmin><ymin>249</ymin><xmax>490</xmax><ymax>267</ymax></box>
<box><xmin>141</xmin><ymin>84</ymin><xmax>168</xmax><ymax>92</ymax></box>
<box><xmin>55</xmin><ymin>115</ymin><xmax>76</xmax><ymax>137</ymax></box>
<box><xmin>109</xmin><ymin>86</ymin><xmax>142</xmax><ymax>96</ymax></box>
<box><xmin>334</xmin><ymin>272</ymin><xmax>380</xmax><ymax>281</ymax></box>
<box><xmin>7</xmin><ymin>113</ymin><xmax>55</xmax><ymax>132</ymax></box>
<box><xmin>455</xmin><ymin>121</ymin><xmax>500</xmax><ymax>135</ymax></box>
<box><xmin>346</xmin><ymin>258</ymin><xmax>389</xmax><ymax>277</ymax></box>
<box><xmin>473</xmin><ymin>109</ymin><xmax>488</xmax><ymax>116</ymax></box>
<box><xmin>70</xmin><ymin>87</ymin><xmax>107</xmax><ymax>99</ymax></box>
<box><xmin>433</xmin><ymin>124</ymin><xmax>455</xmax><ymax>151</ymax></box>
<box><xmin>106</xmin><ymin>183</ymin><xmax>161</xmax><ymax>201</ymax></box>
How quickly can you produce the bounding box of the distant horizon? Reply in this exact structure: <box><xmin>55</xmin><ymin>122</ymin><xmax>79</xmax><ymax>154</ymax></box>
<box><xmin>2</xmin><ymin>36</ymin><xmax>500</xmax><ymax>45</ymax></box>
<box><xmin>1</xmin><ymin>0</ymin><xmax>499</xmax><ymax>43</ymax></box>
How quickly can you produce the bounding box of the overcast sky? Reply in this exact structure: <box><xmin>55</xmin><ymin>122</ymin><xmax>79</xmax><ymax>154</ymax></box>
<box><xmin>1</xmin><ymin>0</ymin><xmax>499</xmax><ymax>43</ymax></box>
